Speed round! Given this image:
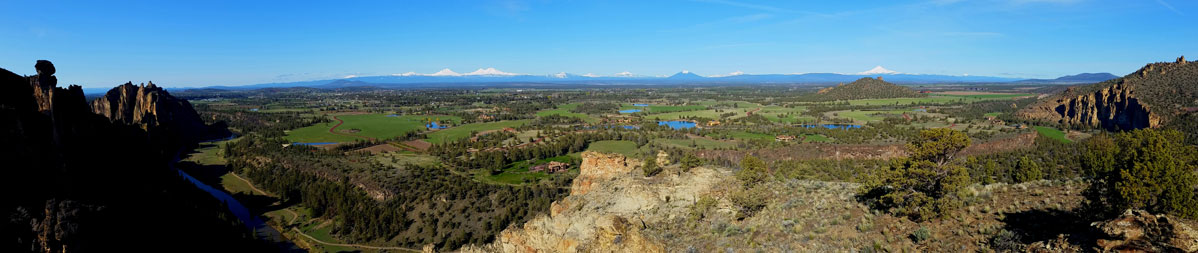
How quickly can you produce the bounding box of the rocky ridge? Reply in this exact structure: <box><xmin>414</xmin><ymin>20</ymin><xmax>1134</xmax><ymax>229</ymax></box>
<box><xmin>463</xmin><ymin>151</ymin><xmax>732</xmax><ymax>252</ymax></box>
<box><xmin>1017</xmin><ymin>56</ymin><xmax>1195</xmax><ymax>130</ymax></box>
<box><xmin>90</xmin><ymin>81</ymin><xmax>228</xmax><ymax>142</ymax></box>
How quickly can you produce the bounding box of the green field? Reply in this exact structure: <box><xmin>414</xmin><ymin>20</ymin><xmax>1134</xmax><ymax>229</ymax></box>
<box><xmin>652</xmin><ymin>138</ymin><xmax>738</xmax><ymax>149</ymax></box>
<box><xmin>286</xmin><ymin>114</ymin><xmax>460</xmax><ymax>143</ymax></box>
<box><xmin>536</xmin><ymin>103</ymin><xmax>599</xmax><ymax>123</ymax></box>
<box><xmin>621</xmin><ymin>103</ymin><xmax>708</xmax><ymax>113</ymax></box>
<box><xmin>818</xmin><ymin>94</ymin><xmax>1033</xmax><ymax>106</ymax></box>
<box><xmin>642</xmin><ymin>109</ymin><xmax>725</xmax><ymax>120</ymax></box>
<box><xmin>1034</xmin><ymin>126</ymin><xmax>1072</xmax><ymax>143</ymax></box>
<box><xmin>425</xmin><ymin>120</ymin><xmax>530</xmax><ymax>144</ymax></box>
<box><xmin>828</xmin><ymin>109</ymin><xmax>916</xmax><ymax>123</ymax></box>
<box><xmin>586</xmin><ymin>140</ymin><xmax>640</xmax><ymax>157</ymax></box>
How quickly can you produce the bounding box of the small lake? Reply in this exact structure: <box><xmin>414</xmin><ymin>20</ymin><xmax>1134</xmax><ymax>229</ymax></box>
<box><xmin>622</xmin><ymin>125</ymin><xmax>640</xmax><ymax>130</ymax></box>
<box><xmin>293</xmin><ymin>142</ymin><xmax>337</xmax><ymax>146</ymax></box>
<box><xmin>427</xmin><ymin>122</ymin><xmax>448</xmax><ymax>129</ymax></box>
<box><xmin>633</xmin><ymin>103</ymin><xmax>650</xmax><ymax>107</ymax></box>
<box><xmin>619</xmin><ymin>109</ymin><xmax>642</xmax><ymax>113</ymax></box>
<box><xmin>801</xmin><ymin>124</ymin><xmax>862</xmax><ymax>130</ymax></box>
<box><xmin>658</xmin><ymin>120</ymin><xmax>696</xmax><ymax>130</ymax></box>
<box><xmin>385</xmin><ymin>114</ymin><xmax>399</xmax><ymax>117</ymax></box>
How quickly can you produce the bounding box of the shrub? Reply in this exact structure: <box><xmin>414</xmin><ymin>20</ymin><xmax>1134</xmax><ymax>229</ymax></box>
<box><xmin>680</xmin><ymin>152</ymin><xmax>702</xmax><ymax>172</ymax></box>
<box><xmin>859</xmin><ymin>128</ymin><xmax>971</xmax><ymax>221</ymax></box>
<box><xmin>736</xmin><ymin>155</ymin><xmax>769</xmax><ymax>186</ymax></box>
<box><xmin>642</xmin><ymin>154</ymin><xmax>661</xmax><ymax>177</ymax></box>
<box><xmin>1083</xmin><ymin>129</ymin><xmax>1198</xmax><ymax>218</ymax></box>
<box><xmin>910</xmin><ymin>226</ymin><xmax>932</xmax><ymax>243</ymax></box>
<box><xmin>730</xmin><ymin>186</ymin><xmax>769</xmax><ymax>220</ymax></box>
<box><xmin>1012</xmin><ymin>156</ymin><xmax>1042</xmax><ymax>183</ymax></box>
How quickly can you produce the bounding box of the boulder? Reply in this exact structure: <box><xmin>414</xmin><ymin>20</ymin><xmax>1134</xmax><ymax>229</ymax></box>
<box><xmin>1091</xmin><ymin>209</ymin><xmax>1198</xmax><ymax>252</ymax></box>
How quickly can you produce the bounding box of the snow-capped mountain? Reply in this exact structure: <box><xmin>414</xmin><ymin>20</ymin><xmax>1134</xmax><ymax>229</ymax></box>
<box><xmin>858</xmin><ymin>66</ymin><xmax>899</xmax><ymax>75</ymax></box>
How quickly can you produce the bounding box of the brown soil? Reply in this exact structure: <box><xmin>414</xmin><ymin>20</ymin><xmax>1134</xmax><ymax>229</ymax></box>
<box><xmin>355</xmin><ymin>143</ymin><xmax>403</xmax><ymax>154</ymax></box>
<box><xmin>401</xmin><ymin>140</ymin><xmax>432</xmax><ymax>151</ymax></box>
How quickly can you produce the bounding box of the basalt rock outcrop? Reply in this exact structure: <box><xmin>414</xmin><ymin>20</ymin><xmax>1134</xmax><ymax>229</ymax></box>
<box><xmin>1018</xmin><ymin>56</ymin><xmax>1196</xmax><ymax>131</ymax></box>
<box><xmin>90</xmin><ymin>81</ymin><xmax>229</xmax><ymax>143</ymax></box>
<box><xmin>1</xmin><ymin>61</ymin><xmax>268</xmax><ymax>252</ymax></box>
<box><xmin>1091</xmin><ymin>209</ymin><xmax>1198</xmax><ymax>252</ymax></box>
<box><xmin>463</xmin><ymin>151</ymin><xmax>731</xmax><ymax>253</ymax></box>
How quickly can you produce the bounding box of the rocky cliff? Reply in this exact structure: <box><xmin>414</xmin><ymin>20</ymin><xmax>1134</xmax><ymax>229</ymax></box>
<box><xmin>1017</xmin><ymin>56</ymin><xmax>1196</xmax><ymax>130</ymax></box>
<box><xmin>463</xmin><ymin>151</ymin><xmax>731</xmax><ymax>253</ymax></box>
<box><xmin>1</xmin><ymin>60</ymin><xmax>267</xmax><ymax>252</ymax></box>
<box><xmin>91</xmin><ymin>81</ymin><xmax>228</xmax><ymax>142</ymax></box>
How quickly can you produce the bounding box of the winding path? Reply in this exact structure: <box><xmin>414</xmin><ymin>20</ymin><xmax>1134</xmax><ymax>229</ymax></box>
<box><xmin>290</xmin><ymin>227</ymin><xmax>419</xmax><ymax>252</ymax></box>
<box><xmin>327</xmin><ymin>115</ymin><xmax>376</xmax><ymax>141</ymax></box>
<box><xmin>231</xmin><ymin>170</ymin><xmax>410</xmax><ymax>251</ymax></box>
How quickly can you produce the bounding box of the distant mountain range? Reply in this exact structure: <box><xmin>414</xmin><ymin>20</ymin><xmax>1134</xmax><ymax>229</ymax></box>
<box><xmin>1018</xmin><ymin>73</ymin><xmax>1119</xmax><ymax>84</ymax></box>
<box><xmin>185</xmin><ymin>67</ymin><xmax>1119</xmax><ymax>91</ymax></box>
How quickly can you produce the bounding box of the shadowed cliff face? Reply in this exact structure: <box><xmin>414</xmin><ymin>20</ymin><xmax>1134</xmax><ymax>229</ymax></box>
<box><xmin>0</xmin><ymin>61</ymin><xmax>266</xmax><ymax>252</ymax></box>
<box><xmin>1018</xmin><ymin>57</ymin><xmax>1195</xmax><ymax>130</ymax></box>
<box><xmin>90</xmin><ymin>81</ymin><xmax>229</xmax><ymax>143</ymax></box>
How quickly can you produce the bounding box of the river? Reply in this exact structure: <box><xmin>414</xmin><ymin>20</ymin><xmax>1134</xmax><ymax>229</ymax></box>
<box><xmin>172</xmin><ymin>139</ymin><xmax>296</xmax><ymax>249</ymax></box>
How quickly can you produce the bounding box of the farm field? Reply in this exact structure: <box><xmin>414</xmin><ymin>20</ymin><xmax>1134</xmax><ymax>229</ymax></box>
<box><xmin>812</xmin><ymin>94</ymin><xmax>1034</xmax><ymax>106</ymax></box>
<box><xmin>285</xmin><ymin>114</ymin><xmax>460</xmax><ymax>143</ymax></box>
<box><xmin>535</xmin><ymin>103</ymin><xmax>598</xmax><ymax>123</ymax></box>
<box><xmin>652</xmin><ymin>138</ymin><xmax>738</xmax><ymax>149</ymax></box>
<box><xmin>1034</xmin><ymin>126</ymin><xmax>1073</xmax><ymax>143</ymax></box>
<box><xmin>425</xmin><ymin>120</ymin><xmax>530</xmax><ymax>144</ymax></box>
<box><xmin>585</xmin><ymin>140</ymin><xmax>640</xmax><ymax>157</ymax></box>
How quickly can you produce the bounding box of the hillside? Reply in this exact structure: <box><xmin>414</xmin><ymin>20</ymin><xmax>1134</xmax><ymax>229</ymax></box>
<box><xmin>0</xmin><ymin>61</ymin><xmax>268</xmax><ymax>252</ymax></box>
<box><xmin>815</xmin><ymin>77</ymin><xmax>926</xmax><ymax>100</ymax></box>
<box><xmin>1017</xmin><ymin>56</ymin><xmax>1197</xmax><ymax>131</ymax></box>
<box><xmin>1019</xmin><ymin>73</ymin><xmax>1118</xmax><ymax>84</ymax></box>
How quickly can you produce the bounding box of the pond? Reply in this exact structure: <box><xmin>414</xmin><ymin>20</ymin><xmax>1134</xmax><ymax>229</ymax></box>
<box><xmin>633</xmin><ymin>103</ymin><xmax>650</xmax><ymax>107</ymax></box>
<box><xmin>385</xmin><ymin>114</ymin><xmax>400</xmax><ymax>117</ymax></box>
<box><xmin>619</xmin><ymin>109</ymin><xmax>642</xmax><ymax>113</ymax></box>
<box><xmin>292</xmin><ymin>142</ymin><xmax>337</xmax><ymax>146</ymax></box>
<box><xmin>658</xmin><ymin>120</ymin><xmax>696</xmax><ymax>130</ymax></box>
<box><xmin>801</xmin><ymin>124</ymin><xmax>862</xmax><ymax>130</ymax></box>
<box><xmin>427</xmin><ymin>122</ymin><xmax>448</xmax><ymax>129</ymax></box>
<box><xmin>621</xmin><ymin>125</ymin><xmax>640</xmax><ymax>130</ymax></box>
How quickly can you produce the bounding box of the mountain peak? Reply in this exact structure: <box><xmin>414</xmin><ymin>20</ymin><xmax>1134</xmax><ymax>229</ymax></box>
<box><xmin>465</xmin><ymin>67</ymin><xmax>519</xmax><ymax>76</ymax></box>
<box><xmin>858</xmin><ymin>66</ymin><xmax>899</xmax><ymax>75</ymax></box>
<box><xmin>668</xmin><ymin>71</ymin><xmax>704</xmax><ymax>79</ymax></box>
<box><xmin>430</xmin><ymin>68</ymin><xmax>461</xmax><ymax>76</ymax></box>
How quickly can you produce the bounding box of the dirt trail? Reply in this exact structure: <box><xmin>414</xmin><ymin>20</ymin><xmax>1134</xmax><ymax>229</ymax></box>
<box><xmin>290</xmin><ymin>227</ymin><xmax>419</xmax><ymax>252</ymax></box>
<box><xmin>327</xmin><ymin>115</ymin><xmax>376</xmax><ymax>141</ymax></box>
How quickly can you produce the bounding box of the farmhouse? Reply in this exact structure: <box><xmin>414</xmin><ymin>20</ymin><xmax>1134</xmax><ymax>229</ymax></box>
<box><xmin>530</xmin><ymin>161</ymin><xmax>570</xmax><ymax>173</ymax></box>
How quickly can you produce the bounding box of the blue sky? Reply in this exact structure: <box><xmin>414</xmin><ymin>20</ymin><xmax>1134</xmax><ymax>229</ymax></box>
<box><xmin>1</xmin><ymin>0</ymin><xmax>1195</xmax><ymax>88</ymax></box>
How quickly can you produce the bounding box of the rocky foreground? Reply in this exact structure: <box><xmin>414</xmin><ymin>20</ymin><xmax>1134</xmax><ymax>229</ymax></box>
<box><xmin>461</xmin><ymin>152</ymin><xmax>1198</xmax><ymax>252</ymax></box>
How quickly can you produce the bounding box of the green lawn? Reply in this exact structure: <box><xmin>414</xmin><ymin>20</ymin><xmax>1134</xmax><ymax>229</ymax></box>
<box><xmin>480</xmin><ymin>155</ymin><xmax>578</xmax><ymax>185</ymax></box>
<box><xmin>285</xmin><ymin>114</ymin><xmax>460</xmax><ymax>143</ymax></box>
<box><xmin>219</xmin><ymin>174</ymin><xmax>261</xmax><ymax>196</ymax></box>
<box><xmin>817</xmin><ymin>94</ymin><xmax>1033</xmax><ymax>106</ymax></box>
<box><xmin>536</xmin><ymin>103</ymin><xmax>599</xmax><ymax>123</ymax></box>
<box><xmin>621</xmin><ymin>103</ymin><xmax>708</xmax><ymax>113</ymax></box>
<box><xmin>425</xmin><ymin>120</ymin><xmax>530</xmax><ymax>144</ymax></box>
<box><xmin>652</xmin><ymin>138</ymin><xmax>738</xmax><ymax>149</ymax></box>
<box><xmin>1034</xmin><ymin>126</ymin><xmax>1072</xmax><ymax>143</ymax></box>
<box><xmin>586</xmin><ymin>140</ymin><xmax>639</xmax><ymax>157</ymax></box>
<box><xmin>337</xmin><ymin>114</ymin><xmax>460</xmax><ymax>140</ymax></box>
<box><xmin>828</xmin><ymin>109</ymin><xmax>915</xmax><ymax>123</ymax></box>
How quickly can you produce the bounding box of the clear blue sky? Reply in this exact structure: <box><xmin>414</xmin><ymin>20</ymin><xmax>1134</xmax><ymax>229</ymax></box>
<box><xmin>2</xmin><ymin>0</ymin><xmax>1194</xmax><ymax>88</ymax></box>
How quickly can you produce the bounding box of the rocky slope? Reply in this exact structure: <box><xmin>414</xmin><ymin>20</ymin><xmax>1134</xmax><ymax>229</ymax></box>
<box><xmin>1017</xmin><ymin>56</ymin><xmax>1196</xmax><ymax>130</ymax></box>
<box><xmin>463</xmin><ymin>151</ymin><xmax>732</xmax><ymax>252</ymax></box>
<box><xmin>91</xmin><ymin>81</ymin><xmax>228</xmax><ymax>142</ymax></box>
<box><xmin>815</xmin><ymin>77</ymin><xmax>925</xmax><ymax>100</ymax></box>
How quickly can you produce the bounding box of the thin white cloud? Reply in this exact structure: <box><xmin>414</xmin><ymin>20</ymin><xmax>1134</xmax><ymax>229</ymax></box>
<box><xmin>1156</xmin><ymin>0</ymin><xmax>1183</xmax><ymax>15</ymax></box>
<box><xmin>343</xmin><ymin>75</ymin><xmax>358</xmax><ymax>79</ymax></box>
